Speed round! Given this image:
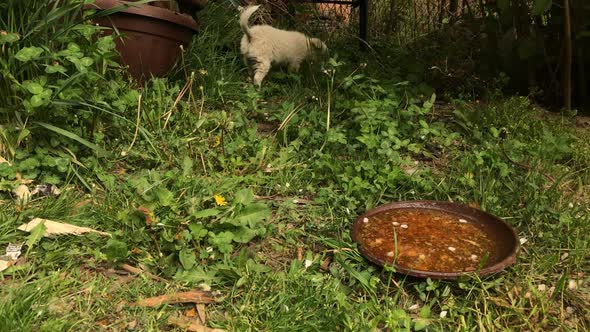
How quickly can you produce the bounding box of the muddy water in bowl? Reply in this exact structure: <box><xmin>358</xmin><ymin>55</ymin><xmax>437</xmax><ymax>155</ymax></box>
<box><xmin>360</xmin><ymin>209</ymin><xmax>495</xmax><ymax>273</ymax></box>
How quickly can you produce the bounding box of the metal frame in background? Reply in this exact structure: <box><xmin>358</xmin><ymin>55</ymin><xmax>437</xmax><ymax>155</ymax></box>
<box><xmin>296</xmin><ymin>0</ymin><xmax>368</xmax><ymax>50</ymax></box>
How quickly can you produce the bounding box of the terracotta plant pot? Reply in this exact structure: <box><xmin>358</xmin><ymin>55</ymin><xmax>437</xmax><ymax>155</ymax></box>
<box><xmin>86</xmin><ymin>0</ymin><xmax>201</xmax><ymax>84</ymax></box>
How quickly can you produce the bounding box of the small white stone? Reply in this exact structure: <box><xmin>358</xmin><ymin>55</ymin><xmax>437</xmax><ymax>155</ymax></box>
<box><xmin>439</xmin><ymin>310</ymin><xmax>448</xmax><ymax>318</ymax></box>
<box><xmin>392</xmin><ymin>222</ymin><xmax>400</xmax><ymax>226</ymax></box>
<box><xmin>363</xmin><ymin>217</ymin><xmax>369</xmax><ymax>223</ymax></box>
<box><xmin>567</xmin><ymin>280</ymin><xmax>578</xmax><ymax>290</ymax></box>
<box><xmin>568</xmin><ymin>202</ymin><xmax>574</xmax><ymax>208</ymax></box>
<box><xmin>401</xmin><ymin>224</ymin><xmax>408</xmax><ymax>229</ymax></box>
<box><xmin>448</xmin><ymin>246</ymin><xmax>456</xmax><ymax>252</ymax></box>
<box><xmin>470</xmin><ymin>254</ymin><xmax>478</xmax><ymax>260</ymax></box>
<box><xmin>459</xmin><ymin>219</ymin><xmax>468</xmax><ymax>223</ymax></box>
<box><xmin>386</xmin><ymin>251</ymin><xmax>395</xmax><ymax>257</ymax></box>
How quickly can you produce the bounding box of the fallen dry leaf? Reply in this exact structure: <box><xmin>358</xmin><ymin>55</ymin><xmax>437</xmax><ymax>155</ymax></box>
<box><xmin>320</xmin><ymin>257</ymin><xmax>331</xmax><ymax>271</ymax></box>
<box><xmin>185</xmin><ymin>307</ymin><xmax>197</xmax><ymax>318</ymax></box>
<box><xmin>18</xmin><ymin>218</ymin><xmax>111</xmax><ymax>237</ymax></box>
<box><xmin>0</xmin><ymin>260</ymin><xmax>12</xmax><ymax>272</ymax></box>
<box><xmin>0</xmin><ymin>156</ymin><xmax>10</xmax><ymax>165</ymax></box>
<box><xmin>126</xmin><ymin>319</ymin><xmax>138</xmax><ymax>330</ymax></box>
<box><xmin>196</xmin><ymin>303</ymin><xmax>207</xmax><ymax>324</ymax></box>
<box><xmin>297</xmin><ymin>247</ymin><xmax>303</xmax><ymax>261</ymax></box>
<box><xmin>120</xmin><ymin>263</ymin><xmax>167</xmax><ymax>283</ymax></box>
<box><xmin>137</xmin><ymin>206</ymin><xmax>154</xmax><ymax>225</ymax></box>
<box><xmin>133</xmin><ymin>290</ymin><xmax>214</xmax><ymax>307</ymax></box>
<box><xmin>167</xmin><ymin>315</ymin><xmax>225</xmax><ymax>332</ymax></box>
<box><xmin>12</xmin><ymin>184</ymin><xmax>31</xmax><ymax>204</ymax></box>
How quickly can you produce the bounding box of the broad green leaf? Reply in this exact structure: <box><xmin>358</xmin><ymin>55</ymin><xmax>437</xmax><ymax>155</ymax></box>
<box><xmin>232</xmin><ymin>226</ymin><xmax>263</xmax><ymax>243</ymax></box>
<box><xmin>414</xmin><ymin>318</ymin><xmax>430</xmax><ymax>331</ymax></box>
<box><xmin>23</xmin><ymin>82</ymin><xmax>45</xmax><ymax>95</ymax></box>
<box><xmin>174</xmin><ymin>266</ymin><xmax>217</xmax><ymax>284</ymax></box>
<box><xmin>104</xmin><ymin>238</ymin><xmax>128</xmax><ymax>262</ymax></box>
<box><xmin>155</xmin><ymin>187</ymin><xmax>174</xmax><ymax>207</ymax></box>
<box><xmin>188</xmin><ymin>223</ymin><xmax>209</xmax><ymax>240</ymax></box>
<box><xmin>34</xmin><ymin>122</ymin><xmax>107</xmax><ymax>155</ymax></box>
<box><xmin>45</xmin><ymin>63</ymin><xmax>67</xmax><ymax>74</ymax></box>
<box><xmin>419</xmin><ymin>305</ymin><xmax>431</xmax><ymax>318</ymax></box>
<box><xmin>97</xmin><ymin>35</ymin><xmax>116</xmax><ymax>52</ymax></box>
<box><xmin>181</xmin><ymin>156</ymin><xmax>193</xmax><ymax>177</ymax></box>
<box><xmin>233</xmin><ymin>203</ymin><xmax>270</xmax><ymax>227</ymax></box>
<box><xmin>79</xmin><ymin>57</ymin><xmax>94</xmax><ymax>67</ymax></box>
<box><xmin>25</xmin><ymin>221</ymin><xmax>46</xmax><ymax>253</ymax></box>
<box><xmin>15</xmin><ymin>46</ymin><xmax>44</xmax><ymax>62</ymax></box>
<box><xmin>16</xmin><ymin>128</ymin><xmax>30</xmax><ymax>145</ymax></box>
<box><xmin>0</xmin><ymin>32</ymin><xmax>20</xmax><ymax>45</ymax></box>
<box><xmin>179</xmin><ymin>248</ymin><xmax>196</xmax><ymax>270</ymax></box>
<box><xmin>234</xmin><ymin>188</ymin><xmax>254</xmax><ymax>205</ymax></box>
<box><xmin>29</xmin><ymin>95</ymin><xmax>46</xmax><ymax>108</ymax></box>
<box><xmin>209</xmin><ymin>231</ymin><xmax>234</xmax><ymax>253</ymax></box>
<box><xmin>532</xmin><ymin>0</ymin><xmax>552</xmax><ymax>15</ymax></box>
<box><xmin>192</xmin><ymin>208</ymin><xmax>221</xmax><ymax>219</ymax></box>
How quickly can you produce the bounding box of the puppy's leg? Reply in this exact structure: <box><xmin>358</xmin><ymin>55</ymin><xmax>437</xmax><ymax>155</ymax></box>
<box><xmin>243</xmin><ymin>56</ymin><xmax>254</xmax><ymax>81</ymax></box>
<box><xmin>252</xmin><ymin>60</ymin><xmax>271</xmax><ymax>88</ymax></box>
<box><xmin>290</xmin><ymin>61</ymin><xmax>301</xmax><ymax>72</ymax></box>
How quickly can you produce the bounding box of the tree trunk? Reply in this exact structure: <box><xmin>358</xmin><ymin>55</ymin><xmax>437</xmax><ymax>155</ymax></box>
<box><xmin>563</xmin><ymin>0</ymin><xmax>572</xmax><ymax>110</ymax></box>
<box><xmin>450</xmin><ymin>0</ymin><xmax>459</xmax><ymax>15</ymax></box>
<box><xmin>389</xmin><ymin>0</ymin><xmax>396</xmax><ymax>33</ymax></box>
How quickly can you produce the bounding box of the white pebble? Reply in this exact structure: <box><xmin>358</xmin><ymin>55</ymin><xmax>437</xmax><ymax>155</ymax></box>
<box><xmin>439</xmin><ymin>310</ymin><xmax>448</xmax><ymax>318</ymax></box>
<box><xmin>568</xmin><ymin>202</ymin><xmax>574</xmax><ymax>208</ymax></box>
<box><xmin>448</xmin><ymin>246</ymin><xmax>456</xmax><ymax>252</ymax></box>
<box><xmin>363</xmin><ymin>217</ymin><xmax>369</xmax><ymax>223</ymax></box>
<box><xmin>392</xmin><ymin>222</ymin><xmax>400</xmax><ymax>226</ymax></box>
<box><xmin>386</xmin><ymin>251</ymin><xmax>395</xmax><ymax>257</ymax></box>
<box><xmin>470</xmin><ymin>254</ymin><xmax>478</xmax><ymax>260</ymax></box>
<box><xmin>401</xmin><ymin>224</ymin><xmax>408</xmax><ymax>229</ymax></box>
<box><xmin>459</xmin><ymin>219</ymin><xmax>468</xmax><ymax>223</ymax></box>
<box><xmin>567</xmin><ymin>280</ymin><xmax>578</xmax><ymax>290</ymax></box>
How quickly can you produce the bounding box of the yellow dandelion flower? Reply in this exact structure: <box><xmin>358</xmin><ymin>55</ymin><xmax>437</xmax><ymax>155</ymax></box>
<box><xmin>212</xmin><ymin>136</ymin><xmax>221</xmax><ymax>147</ymax></box>
<box><xmin>214</xmin><ymin>194</ymin><xmax>226</xmax><ymax>206</ymax></box>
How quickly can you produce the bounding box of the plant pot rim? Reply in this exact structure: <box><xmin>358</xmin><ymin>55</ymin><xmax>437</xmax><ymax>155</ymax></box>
<box><xmin>87</xmin><ymin>0</ymin><xmax>198</xmax><ymax>32</ymax></box>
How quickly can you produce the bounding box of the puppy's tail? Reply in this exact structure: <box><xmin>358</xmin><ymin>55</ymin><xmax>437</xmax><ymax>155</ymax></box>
<box><xmin>240</xmin><ymin>5</ymin><xmax>260</xmax><ymax>42</ymax></box>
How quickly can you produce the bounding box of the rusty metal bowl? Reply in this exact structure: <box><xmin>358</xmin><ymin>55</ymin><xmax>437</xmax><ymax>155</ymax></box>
<box><xmin>351</xmin><ymin>201</ymin><xmax>519</xmax><ymax>279</ymax></box>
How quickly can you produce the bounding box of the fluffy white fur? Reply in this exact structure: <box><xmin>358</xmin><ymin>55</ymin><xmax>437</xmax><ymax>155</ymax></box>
<box><xmin>239</xmin><ymin>5</ymin><xmax>328</xmax><ymax>87</ymax></box>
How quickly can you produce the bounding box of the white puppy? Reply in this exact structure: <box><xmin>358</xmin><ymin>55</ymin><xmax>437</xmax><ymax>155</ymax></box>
<box><xmin>239</xmin><ymin>5</ymin><xmax>328</xmax><ymax>87</ymax></box>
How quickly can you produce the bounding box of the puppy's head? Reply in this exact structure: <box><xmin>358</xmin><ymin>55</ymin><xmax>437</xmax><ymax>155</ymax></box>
<box><xmin>309</xmin><ymin>38</ymin><xmax>328</xmax><ymax>54</ymax></box>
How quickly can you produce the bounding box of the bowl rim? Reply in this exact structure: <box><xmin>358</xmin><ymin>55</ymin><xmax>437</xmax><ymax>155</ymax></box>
<box><xmin>351</xmin><ymin>200</ymin><xmax>519</xmax><ymax>279</ymax></box>
<box><xmin>86</xmin><ymin>0</ymin><xmax>199</xmax><ymax>31</ymax></box>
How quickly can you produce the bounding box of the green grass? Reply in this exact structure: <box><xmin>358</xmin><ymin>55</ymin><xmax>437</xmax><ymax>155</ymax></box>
<box><xmin>1</xmin><ymin>0</ymin><xmax>589</xmax><ymax>331</ymax></box>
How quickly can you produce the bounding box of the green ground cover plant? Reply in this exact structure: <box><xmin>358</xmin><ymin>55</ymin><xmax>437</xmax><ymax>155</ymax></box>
<box><xmin>0</xmin><ymin>0</ymin><xmax>588</xmax><ymax>331</ymax></box>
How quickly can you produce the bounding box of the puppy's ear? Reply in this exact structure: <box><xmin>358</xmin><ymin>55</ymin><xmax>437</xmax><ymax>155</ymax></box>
<box><xmin>310</xmin><ymin>38</ymin><xmax>328</xmax><ymax>53</ymax></box>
